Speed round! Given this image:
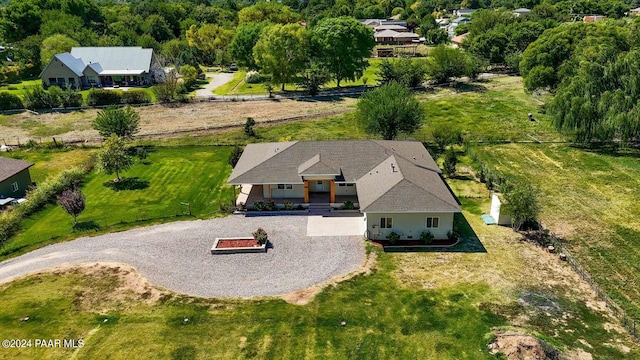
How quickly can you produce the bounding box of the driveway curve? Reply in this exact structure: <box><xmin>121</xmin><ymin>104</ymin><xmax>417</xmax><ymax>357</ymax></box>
<box><xmin>195</xmin><ymin>72</ymin><xmax>235</xmax><ymax>97</ymax></box>
<box><xmin>0</xmin><ymin>216</ymin><xmax>365</xmax><ymax>298</ymax></box>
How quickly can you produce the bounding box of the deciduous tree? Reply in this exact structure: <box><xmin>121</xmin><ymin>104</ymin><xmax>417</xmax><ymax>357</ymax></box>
<box><xmin>98</xmin><ymin>134</ymin><xmax>134</xmax><ymax>182</ymax></box>
<box><xmin>40</xmin><ymin>34</ymin><xmax>79</xmax><ymax>66</ymax></box>
<box><xmin>356</xmin><ymin>82</ymin><xmax>424</xmax><ymax>140</ymax></box>
<box><xmin>253</xmin><ymin>23</ymin><xmax>309</xmax><ymax>91</ymax></box>
<box><xmin>311</xmin><ymin>17</ymin><xmax>375</xmax><ymax>87</ymax></box>
<box><xmin>56</xmin><ymin>187</ymin><xmax>86</xmax><ymax>225</ymax></box>
<box><xmin>92</xmin><ymin>106</ymin><xmax>141</xmax><ymax>140</ymax></box>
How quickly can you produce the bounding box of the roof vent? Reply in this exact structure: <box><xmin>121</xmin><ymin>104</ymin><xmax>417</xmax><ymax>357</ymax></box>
<box><xmin>391</xmin><ymin>163</ymin><xmax>396</xmax><ymax>172</ymax></box>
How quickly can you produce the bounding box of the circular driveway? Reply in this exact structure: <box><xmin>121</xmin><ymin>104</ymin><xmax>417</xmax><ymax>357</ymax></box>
<box><xmin>0</xmin><ymin>216</ymin><xmax>365</xmax><ymax>298</ymax></box>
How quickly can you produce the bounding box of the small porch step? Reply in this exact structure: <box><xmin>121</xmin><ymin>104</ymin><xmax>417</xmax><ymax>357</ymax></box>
<box><xmin>308</xmin><ymin>203</ymin><xmax>331</xmax><ymax>215</ymax></box>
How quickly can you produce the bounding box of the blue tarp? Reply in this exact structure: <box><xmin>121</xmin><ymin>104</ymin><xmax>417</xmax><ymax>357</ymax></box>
<box><xmin>481</xmin><ymin>214</ymin><xmax>496</xmax><ymax>225</ymax></box>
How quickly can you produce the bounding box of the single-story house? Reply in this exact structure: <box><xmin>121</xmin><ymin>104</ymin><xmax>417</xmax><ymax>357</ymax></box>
<box><xmin>228</xmin><ymin>140</ymin><xmax>461</xmax><ymax>240</ymax></box>
<box><xmin>374</xmin><ymin>24</ymin><xmax>408</xmax><ymax>32</ymax></box>
<box><xmin>0</xmin><ymin>157</ymin><xmax>33</xmax><ymax>200</ymax></box>
<box><xmin>374</xmin><ymin>29</ymin><xmax>419</xmax><ymax>44</ymax></box>
<box><xmin>630</xmin><ymin>7</ymin><xmax>640</xmax><ymax>15</ymax></box>
<box><xmin>40</xmin><ymin>47</ymin><xmax>165</xmax><ymax>88</ymax></box>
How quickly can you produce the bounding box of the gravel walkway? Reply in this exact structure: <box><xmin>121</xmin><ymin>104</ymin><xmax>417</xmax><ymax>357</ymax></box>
<box><xmin>0</xmin><ymin>216</ymin><xmax>365</xmax><ymax>298</ymax></box>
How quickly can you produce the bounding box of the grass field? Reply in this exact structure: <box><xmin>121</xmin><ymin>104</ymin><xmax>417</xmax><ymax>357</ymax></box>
<box><xmin>2</xmin><ymin>146</ymin><xmax>232</xmax><ymax>259</ymax></box>
<box><xmin>0</xmin><ymin>190</ymin><xmax>636</xmax><ymax>359</ymax></box>
<box><xmin>473</xmin><ymin>143</ymin><xmax>640</xmax><ymax>319</ymax></box>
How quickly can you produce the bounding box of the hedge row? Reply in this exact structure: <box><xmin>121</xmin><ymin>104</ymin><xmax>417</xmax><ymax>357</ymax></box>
<box><xmin>87</xmin><ymin>89</ymin><xmax>152</xmax><ymax>106</ymax></box>
<box><xmin>0</xmin><ymin>163</ymin><xmax>92</xmax><ymax>244</ymax></box>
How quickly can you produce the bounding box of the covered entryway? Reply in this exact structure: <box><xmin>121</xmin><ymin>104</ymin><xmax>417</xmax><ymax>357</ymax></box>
<box><xmin>306</xmin><ymin>214</ymin><xmax>365</xmax><ymax>236</ymax></box>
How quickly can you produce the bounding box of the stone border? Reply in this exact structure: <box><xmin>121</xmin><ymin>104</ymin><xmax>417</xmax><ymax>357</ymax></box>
<box><xmin>211</xmin><ymin>237</ymin><xmax>267</xmax><ymax>254</ymax></box>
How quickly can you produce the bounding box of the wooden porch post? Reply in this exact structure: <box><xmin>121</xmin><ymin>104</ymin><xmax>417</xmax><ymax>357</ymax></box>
<box><xmin>330</xmin><ymin>180</ymin><xmax>336</xmax><ymax>203</ymax></box>
<box><xmin>304</xmin><ymin>181</ymin><xmax>309</xmax><ymax>203</ymax></box>
<box><xmin>266</xmin><ymin>184</ymin><xmax>271</xmax><ymax>199</ymax></box>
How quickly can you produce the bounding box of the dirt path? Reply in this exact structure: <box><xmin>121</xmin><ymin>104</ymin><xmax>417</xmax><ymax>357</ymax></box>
<box><xmin>195</xmin><ymin>72</ymin><xmax>235</xmax><ymax>97</ymax></box>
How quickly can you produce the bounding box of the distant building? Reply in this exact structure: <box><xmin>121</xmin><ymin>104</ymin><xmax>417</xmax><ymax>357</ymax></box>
<box><xmin>40</xmin><ymin>47</ymin><xmax>165</xmax><ymax>89</ymax></box>
<box><xmin>448</xmin><ymin>17</ymin><xmax>471</xmax><ymax>38</ymax></box>
<box><xmin>513</xmin><ymin>8</ymin><xmax>531</xmax><ymax>16</ymax></box>
<box><xmin>455</xmin><ymin>9</ymin><xmax>476</xmax><ymax>17</ymax></box>
<box><xmin>583</xmin><ymin>15</ymin><xmax>607</xmax><ymax>22</ymax></box>
<box><xmin>450</xmin><ymin>33</ymin><xmax>468</xmax><ymax>48</ymax></box>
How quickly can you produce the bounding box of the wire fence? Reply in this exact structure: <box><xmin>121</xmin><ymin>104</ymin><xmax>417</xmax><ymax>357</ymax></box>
<box><xmin>527</xmin><ymin>227</ymin><xmax>638</xmax><ymax>341</ymax></box>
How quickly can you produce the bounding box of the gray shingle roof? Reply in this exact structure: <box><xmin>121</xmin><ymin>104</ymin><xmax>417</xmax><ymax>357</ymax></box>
<box><xmin>228</xmin><ymin>141</ymin><xmax>459</xmax><ymax>213</ymax></box>
<box><xmin>0</xmin><ymin>157</ymin><xmax>33</xmax><ymax>183</ymax></box>
<box><xmin>70</xmin><ymin>47</ymin><xmax>154</xmax><ymax>74</ymax></box>
<box><xmin>298</xmin><ymin>154</ymin><xmax>341</xmax><ymax>176</ymax></box>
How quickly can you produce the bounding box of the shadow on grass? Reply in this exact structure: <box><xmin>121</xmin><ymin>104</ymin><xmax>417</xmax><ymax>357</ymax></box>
<box><xmin>383</xmin><ymin>213</ymin><xmax>486</xmax><ymax>253</ymax></box>
<box><xmin>570</xmin><ymin>143</ymin><xmax>640</xmax><ymax>159</ymax></box>
<box><xmin>103</xmin><ymin>177</ymin><xmax>149</xmax><ymax>191</ymax></box>
<box><xmin>455</xmin><ymin>83</ymin><xmax>488</xmax><ymax>93</ymax></box>
<box><xmin>73</xmin><ymin>221</ymin><xmax>100</xmax><ymax>232</ymax></box>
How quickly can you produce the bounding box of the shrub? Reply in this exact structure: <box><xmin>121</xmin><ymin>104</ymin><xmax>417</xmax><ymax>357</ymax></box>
<box><xmin>266</xmin><ymin>200</ymin><xmax>277</xmax><ymax>211</ymax></box>
<box><xmin>20</xmin><ymin>166</ymin><xmax>87</xmax><ymax>217</ymax></box>
<box><xmin>252</xmin><ymin>228</ymin><xmax>268</xmax><ymax>245</ymax></box>
<box><xmin>56</xmin><ymin>187</ymin><xmax>86</xmax><ymax>225</ymax></box>
<box><xmin>387</xmin><ymin>231</ymin><xmax>400</xmax><ymax>244</ymax></box>
<box><xmin>87</xmin><ymin>89</ymin><xmax>122</xmax><ymax>106</ymax></box>
<box><xmin>0</xmin><ymin>92</ymin><xmax>23</xmax><ymax>110</ymax></box>
<box><xmin>244</xmin><ymin>117</ymin><xmax>256</xmax><ymax>137</ymax></box>
<box><xmin>443</xmin><ymin>148</ymin><xmax>458</xmax><ymax>177</ymax></box>
<box><xmin>23</xmin><ymin>85</ymin><xmax>60</xmax><ymax>109</ymax></box>
<box><xmin>296</xmin><ymin>204</ymin><xmax>305</xmax><ymax>210</ymax></box>
<box><xmin>420</xmin><ymin>231</ymin><xmax>435</xmax><ymax>244</ymax></box>
<box><xmin>253</xmin><ymin>201</ymin><xmax>266</xmax><ymax>211</ymax></box>
<box><xmin>228</xmin><ymin>145</ymin><xmax>243</xmax><ymax>167</ymax></box>
<box><xmin>343</xmin><ymin>200</ymin><xmax>355</xmax><ymax>210</ymax></box>
<box><xmin>0</xmin><ymin>211</ymin><xmax>21</xmax><ymax>246</ymax></box>
<box><xmin>283</xmin><ymin>200</ymin><xmax>294</xmax><ymax>210</ymax></box>
<box><xmin>59</xmin><ymin>87</ymin><xmax>83</xmax><ymax>108</ymax></box>
<box><xmin>447</xmin><ymin>230</ymin><xmax>459</xmax><ymax>242</ymax></box>
<box><xmin>245</xmin><ymin>70</ymin><xmax>261</xmax><ymax>84</ymax></box>
<box><xmin>121</xmin><ymin>90</ymin><xmax>151</xmax><ymax>104</ymax></box>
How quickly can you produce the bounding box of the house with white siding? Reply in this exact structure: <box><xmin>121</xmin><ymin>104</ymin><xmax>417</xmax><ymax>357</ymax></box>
<box><xmin>227</xmin><ymin>140</ymin><xmax>461</xmax><ymax>240</ymax></box>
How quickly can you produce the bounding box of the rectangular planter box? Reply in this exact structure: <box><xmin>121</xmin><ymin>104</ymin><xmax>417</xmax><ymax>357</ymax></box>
<box><xmin>211</xmin><ymin>237</ymin><xmax>267</xmax><ymax>254</ymax></box>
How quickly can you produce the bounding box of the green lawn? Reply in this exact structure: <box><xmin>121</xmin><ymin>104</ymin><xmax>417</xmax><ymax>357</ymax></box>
<box><xmin>212</xmin><ymin>71</ymin><xmax>246</xmax><ymax>95</ymax></box>
<box><xmin>2</xmin><ymin>146</ymin><xmax>232</xmax><ymax>259</ymax></box>
<box><xmin>0</xmin><ymin>79</ymin><xmax>41</xmax><ymax>96</ymax></box>
<box><xmin>3</xmin><ymin>147</ymin><xmax>95</xmax><ymax>184</ymax></box>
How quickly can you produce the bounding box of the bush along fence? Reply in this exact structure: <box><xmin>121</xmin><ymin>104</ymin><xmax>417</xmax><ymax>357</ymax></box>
<box><xmin>524</xmin><ymin>228</ymin><xmax>638</xmax><ymax>341</ymax></box>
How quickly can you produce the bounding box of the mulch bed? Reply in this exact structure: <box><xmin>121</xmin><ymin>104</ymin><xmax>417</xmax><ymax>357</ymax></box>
<box><xmin>216</xmin><ymin>239</ymin><xmax>261</xmax><ymax>248</ymax></box>
<box><xmin>370</xmin><ymin>239</ymin><xmax>458</xmax><ymax>248</ymax></box>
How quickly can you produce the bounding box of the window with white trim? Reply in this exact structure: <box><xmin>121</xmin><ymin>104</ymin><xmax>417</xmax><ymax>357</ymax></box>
<box><xmin>277</xmin><ymin>184</ymin><xmax>293</xmax><ymax>190</ymax></box>
<box><xmin>338</xmin><ymin>183</ymin><xmax>346</xmax><ymax>187</ymax></box>
<box><xmin>380</xmin><ymin>217</ymin><xmax>393</xmax><ymax>228</ymax></box>
<box><xmin>426</xmin><ymin>217</ymin><xmax>439</xmax><ymax>228</ymax></box>
<box><xmin>346</xmin><ymin>183</ymin><xmax>354</xmax><ymax>187</ymax></box>
<box><xmin>277</xmin><ymin>184</ymin><xmax>284</xmax><ymax>189</ymax></box>
<box><xmin>11</xmin><ymin>182</ymin><xmax>19</xmax><ymax>192</ymax></box>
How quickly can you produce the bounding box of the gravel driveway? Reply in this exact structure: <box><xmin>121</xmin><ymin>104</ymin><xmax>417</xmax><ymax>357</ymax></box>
<box><xmin>0</xmin><ymin>216</ymin><xmax>365</xmax><ymax>298</ymax></box>
<box><xmin>195</xmin><ymin>72</ymin><xmax>235</xmax><ymax>97</ymax></box>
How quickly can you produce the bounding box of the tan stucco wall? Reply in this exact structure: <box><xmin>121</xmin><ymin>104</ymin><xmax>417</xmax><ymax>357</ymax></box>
<box><xmin>364</xmin><ymin>212</ymin><xmax>455</xmax><ymax>240</ymax></box>
<box><xmin>262</xmin><ymin>184</ymin><xmax>305</xmax><ymax>199</ymax></box>
<box><xmin>335</xmin><ymin>183</ymin><xmax>357</xmax><ymax>196</ymax></box>
<box><xmin>41</xmin><ymin>58</ymin><xmax>81</xmax><ymax>87</ymax></box>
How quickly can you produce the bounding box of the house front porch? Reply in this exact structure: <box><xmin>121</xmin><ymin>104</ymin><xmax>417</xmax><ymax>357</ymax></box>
<box><xmin>237</xmin><ymin>184</ymin><xmax>359</xmax><ymax>210</ymax></box>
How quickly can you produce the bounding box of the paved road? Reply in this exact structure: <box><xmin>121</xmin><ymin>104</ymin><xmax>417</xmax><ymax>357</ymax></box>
<box><xmin>0</xmin><ymin>216</ymin><xmax>365</xmax><ymax>298</ymax></box>
<box><xmin>195</xmin><ymin>72</ymin><xmax>235</xmax><ymax>97</ymax></box>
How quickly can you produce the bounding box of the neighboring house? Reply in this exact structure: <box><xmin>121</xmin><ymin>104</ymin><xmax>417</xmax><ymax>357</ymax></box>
<box><xmin>40</xmin><ymin>47</ymin><xmax>165</xmax><ymax>88</ymax></box>
<box><xmin>583</xmin><ymin>15</ymin><xmax>607</xmax><ymax>22</ymax></box>
<box><xmin>374</xmin><ymin>24</ymin><xmax>408</xmax><ymax>32</ymax></box>
<box><xmin>361</xmin><ymin>19</ymin><xmax>408</xmax><ymax>28</ymax></box>
<box><xmin>228</xmin><ymin>141</ymin><xmax>461</xmax><ymax>240</ymax></box>
<box><xmin>0</xmin><ymin>157</ymin><xmax>33</xmax><ymax>200</ymax></box>
<box><xmin>374</xmin><ymin>29</ymin><xmax>419</xmax><ymax>45</ymax></box>
<box><xmin>451</xmin><ymin>33</ymin><xmax>468</xmax><ymax>48</ymax></box>
<box><xmin>455</xmin><ymin>9</ymin><xmax>476</xmax><ymax>17</ymax></box>
<box><xmin>513</xmin><ymin>8</ymin><xmax>531</xmax><ymax>16</ymax></box>
<box><xmin>630</xmin><ymin>7</ymin><xmax>640</xmax><ymax>15</ymax></box>
<box><xmin>448</xmin><ymin>17</ymin><xmax>471</xmax><ymax>37</ymax></box>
